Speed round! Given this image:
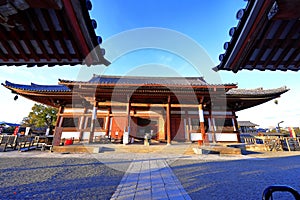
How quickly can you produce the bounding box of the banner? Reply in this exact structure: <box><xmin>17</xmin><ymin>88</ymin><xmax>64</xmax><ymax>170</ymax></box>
<box><xmin>288</xmin><ymin>127</ymin><xmax>297</xmax><ymax>138</ymax></box>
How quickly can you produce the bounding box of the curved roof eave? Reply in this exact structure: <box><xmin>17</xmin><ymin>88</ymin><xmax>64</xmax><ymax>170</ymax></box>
<box><xmin>2</xmin><ymin>81</ymin><xmax>71</xmax><ymax>93</ymax></box>
<box><xmin>215</xmin><ymin>0</ymin><xmax>300</xmax><ymax>72</ymax></box>
<box><xmin>0</xmin><ymin>0</ymin><xmax>110</xmax><ymax>67</ymax></box>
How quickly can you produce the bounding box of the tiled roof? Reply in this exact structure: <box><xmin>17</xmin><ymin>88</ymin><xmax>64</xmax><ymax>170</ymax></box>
<box><xmin>226</xmin><ymin>86</ymin><xmax>289</xmax><ymax>96</ymax></box>
<box><xmin>88</xmin><ymin>75</ymin><xmax>209</xmax><ymax>86</ymax></box>
<box><xmin>59</xmin><ymin>75</ymin><xmax>237</xmax><ymax>88</ymax></box>
<box><xmin>215</xmin><ymin>0</ymin><xmax>300</xmax><ymax>72</ymax></box>
<box><xmin>2</xmin><ymin>81</ymin><xmax>70</xmax><ymax>92</ymax></box>
<box><xmin>3</xmin><ymin>77</ymin><xmax>288</xmax><ymax>96</ymax></box>
<box><xmin>238</xmin><ymin>121</ymin><xmax>259</xmax><ymax>127</ymax></box>
<box><xmin>226</xmin><ymin>86</ymin><xmax>289</xmax><ymax>111</ymax></box>
<box><xmin>0</xmin><ymin>0</ymin><xmax>109</xmax><ymax>67</ymax></box>
<box><xmin>2</xmin><ymin>78</ymin><xmax>288</xmax><ymax>110</ymax></box>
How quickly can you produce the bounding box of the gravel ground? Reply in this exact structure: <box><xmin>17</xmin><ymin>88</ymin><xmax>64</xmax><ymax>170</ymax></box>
<box><xmin>1</xmin><ymin>150</ymin><xmax>300</xmax><ymax>200</ymax></box>
<box><xmin>169</xmin><ymin>155</ymin><xmax>300</xmax><ymax>200</ymax></box>
<box><xmin>0</xmin><ymin>155</ymin><xmax>129</xmax><ymax>200</ymax></box>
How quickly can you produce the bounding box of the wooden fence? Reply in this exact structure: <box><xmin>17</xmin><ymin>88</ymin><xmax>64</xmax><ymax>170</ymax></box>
<box><xmin>241</xmin><ymin>135</ymin><xmax>300</xmax><ymax>152</ymax></box>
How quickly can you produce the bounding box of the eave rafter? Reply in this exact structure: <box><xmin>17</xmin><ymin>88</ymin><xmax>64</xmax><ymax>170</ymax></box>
<box><xmin>0</xmin><ymin>0</ymin><xmax>110</xmax><ymax>67</ymax></box>
<box><xmin>216</xmin><ymin>0</ymin><xmax>300</xmax><ymax>72</ymax></box>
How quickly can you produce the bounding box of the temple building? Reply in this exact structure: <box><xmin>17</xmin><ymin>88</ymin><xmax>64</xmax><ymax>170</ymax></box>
<box><xmin>238</xmin><ymin>121</ymin><xmax>259</xmax><ymax>134</ymax></box>
<box><xmin>2</xmin><ymin>75</ymin><xmax>288</xmax><ymax>146</ymax></box>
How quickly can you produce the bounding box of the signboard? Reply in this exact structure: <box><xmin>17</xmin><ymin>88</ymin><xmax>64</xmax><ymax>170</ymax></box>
<box><xmin>46</xmin><ymin>128</ymin><xmax>50</xmax><ymax>136</ymax></box>
<box><xmin>25</xmin><ymin>127</ymin><xmax>31</xmax><ymax>135</ymax></box>
<box><xmin>191</xmin><ymin>133</ymin><xmax>202</xmax><ymax>141</ymax></box>
<box><xmin>123</xmin><ymin>132</ymin><xmax>129</xmax><ymax>145</ymax></box>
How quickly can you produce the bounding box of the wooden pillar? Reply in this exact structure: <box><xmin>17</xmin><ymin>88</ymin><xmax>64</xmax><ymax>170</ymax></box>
<box><xmin>209</xmin><ymin>110</ymin><xmax>216</xmax><ymax>143</ymax></box>
<box><xmin>105</xmin><ymin>108</ymin><xmax>111</xmax><ymax>136</ymax></box>
<box><xmin>185</xmin><ymin>110</ymin><xmax>190</xmax><ymax>141</ymax></box>
<box><xmin>166</xmin><ymin>96</ymin><xmax>171</xmax><ymax>145</ymax></box>
<box><xmin>233</xmin><ymin>112</ymin><xmax>241</xmax><ymax>143</ymax></box>
<box><xmin>55</xmin><ymin>106</ymin><xmax>64</xmax><ymax>128</ymax></box>
<box><xmin>79</xmin><ymin>107</ymin><xmax>87</xmax><ymax>141</ymax></box>
<box><xmin>89</xmin><ymin>101</ymin><xmax>98</xmax><ymax>143</ymax></box>
<box><xmin>53</xmin><ymin>106</ymin><xmax>64</xmax><ymax>146</ymax></box>
<box><xmin>198</xmin><ymin>104</ymin><xmax>206</xmax><ymax>146</ymax></box>
<box><xmin>126</xmin><ymin>97</ymin><xmax>131</xmax><ymax>133</ymax></box>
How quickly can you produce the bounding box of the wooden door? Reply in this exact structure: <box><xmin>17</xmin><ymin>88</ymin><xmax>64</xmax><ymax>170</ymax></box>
<box><xmin>171</xmin><ymin>117</ymin><xmax>185</xmax><ymax>141</ymax></box>
<box><xmin>110</xmin><ymin>117</ymin><xmax>127</xmax><ymax>139</ymax></box>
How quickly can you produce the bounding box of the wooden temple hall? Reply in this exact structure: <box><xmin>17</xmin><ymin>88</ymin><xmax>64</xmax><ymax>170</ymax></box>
<box><xmin>2</xmin><ymin>75</ymin><xmax>288</xmax><ymax>146</ymax></box>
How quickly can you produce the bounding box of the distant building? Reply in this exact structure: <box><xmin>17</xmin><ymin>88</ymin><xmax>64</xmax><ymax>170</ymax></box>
<box><xmin>238</xmin><ymin>121</ymin><xmax>259</xmax><ymax>134</ymax></box>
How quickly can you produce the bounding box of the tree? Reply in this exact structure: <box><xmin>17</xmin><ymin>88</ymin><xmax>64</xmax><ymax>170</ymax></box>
<box><xmin>22</xmin><ymin>104</ymin><xmax>58</xmax><ymax>131</ymax></box>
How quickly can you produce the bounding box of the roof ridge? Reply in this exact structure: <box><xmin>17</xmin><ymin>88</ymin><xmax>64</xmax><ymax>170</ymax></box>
<box><xmin>91</xmin><ymin>74</ymin><xmax>206</xmax><ymax>79</ymax></box>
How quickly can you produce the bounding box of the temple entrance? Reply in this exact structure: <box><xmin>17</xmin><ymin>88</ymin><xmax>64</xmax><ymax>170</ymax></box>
<box><xmin>130</xmin><ymin>117</ymin><xmax>159</xmax><ymax>140</ymax></box>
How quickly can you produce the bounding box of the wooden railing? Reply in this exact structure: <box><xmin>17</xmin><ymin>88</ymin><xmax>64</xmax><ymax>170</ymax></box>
<box><xmin>241</xmin><ymin>135</ymin><xmax>300</xmax><ymax>152</ymax></box>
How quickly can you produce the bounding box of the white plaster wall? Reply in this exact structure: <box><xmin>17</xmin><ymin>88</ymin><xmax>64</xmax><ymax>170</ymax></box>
<box><xmin>61</xmin><ymin>132</ymin><xmax>80</xmax><ymax>139</ymax></box>
<box><xmin>81</xmin><ymin>132</ymin><xmax>106</xmax><ymax>140</ymax></box>
<box><xmin>207</xmin><ymin>133</ymin><xmax>238</xmax><ymax>142</ymax></box>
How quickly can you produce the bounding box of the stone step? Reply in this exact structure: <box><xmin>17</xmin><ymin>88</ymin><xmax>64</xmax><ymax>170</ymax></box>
<box><xmin>52</xmin><ymin>143</ymin><xmax>197</xmax><ymax>154</ymax></box>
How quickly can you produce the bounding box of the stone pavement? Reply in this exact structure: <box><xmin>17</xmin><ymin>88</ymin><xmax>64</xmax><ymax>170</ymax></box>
<box><xmin>111</xmin><ymin>158</ymin><xmax>191</xmax><ymax>200</ymax></box>
<box><xmin>2</xmin><ymin>145</ymin><xmax>300</xmax><ymax>199</ymax></box>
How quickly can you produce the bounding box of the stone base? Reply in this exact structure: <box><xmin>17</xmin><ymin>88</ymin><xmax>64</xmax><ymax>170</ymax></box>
<box><xmin>52</xmin><ymin>145</ymin><xmax>102</xmax><ymax>153</ymax></box>
<box><xmin>245</xmin><ymin>144</ymin><xmax>268</xmax><ymax>152</ymax></box>
<box><xmin>193</xmin><ymin>145</ymin><xmax>242</xmax><ymax>155</ymax></box>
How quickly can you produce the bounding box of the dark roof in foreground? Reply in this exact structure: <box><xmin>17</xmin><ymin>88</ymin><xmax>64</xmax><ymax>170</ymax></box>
<box><xmin>0</xmin><ymin>0</ymin><xmax>110</xmax><ymax>67</ymax></box>
<box><xmin>215</xmin><ymin>0</ymin><xmax>300</xmax><ymax>72</ymax></box>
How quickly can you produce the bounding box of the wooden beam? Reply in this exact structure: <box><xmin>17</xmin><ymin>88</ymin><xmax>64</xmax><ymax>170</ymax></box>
<box><xmin>63</xmin><ymin>0</ymin><xmax>93</xmax><ymax>65</ymax></box>
<box><xmin>25</xmin><ymin>0</ymin><xmax>63</xmax><ymax>9</ymax></box>
<box><xmin>285</xmin><ymin>46</ymin><xmax>300</xmax><ymax>69</ymax></box>
<box><xmin>274</xmin><ymin>0</ymin><xmax>300</xmax><ymax>20</ymax></box>
<box><xmin>229</xmin><ymin>0</ymin><xmax>273</xmax><ymax>72</ymax></box>
<box><xmin>0</xmin><ymin>31</ymin><xmax>18</xmax><ymax>61</ymax></box>
<box><xmin>98</xmin><ymin>101</ymin><xmax>203</xmax><ymax>108</ymax></box>
<box><xmin>0</xmin><ymin>26</ymin><xmax>29</xmax><ymax>61</ymax></box>
<box><xmin>55</xmin><ymin>9</ymin><xmax>81</xmax><ymax>59</ymax></box>
<box><xmin>27</xmin><ymin>9</ymin><xmax>62</xmax><ymax>61</ymax></box>
<box><xmin>41</xmin><ymin>9</ymin><xmax>72</xmax><ymax>61</ymax></box>
<box><xmin>17</xmin><ymin>12</ymin><xmax>51</xmax><ymax>61</ymax></box>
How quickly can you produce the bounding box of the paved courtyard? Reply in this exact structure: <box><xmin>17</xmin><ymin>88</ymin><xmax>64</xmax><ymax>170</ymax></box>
<box><xmin>1</xmin><ymin>149</ymin><xmax>300</xmax><ymax>199</ymax></box>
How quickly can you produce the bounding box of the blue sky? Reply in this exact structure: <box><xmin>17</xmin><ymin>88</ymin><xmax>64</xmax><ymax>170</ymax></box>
<box><xmin>0</xmin><ymin>0</ymin><xmax>299</xmax><ymax>127</ymax></box>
